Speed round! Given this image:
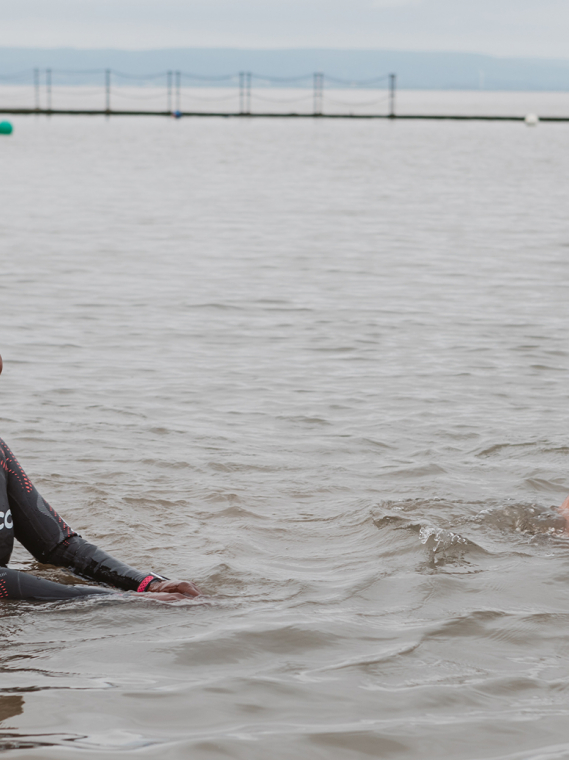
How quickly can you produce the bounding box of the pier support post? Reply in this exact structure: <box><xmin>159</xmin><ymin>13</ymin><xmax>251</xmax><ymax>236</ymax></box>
<box><xmin>240</xmin><ymin>72</ymin><xmax>251</xmax><ymax>115</ymax></box>
<box><xmin>34</xmin><ymin>68</ymin><xmax>40</xmax><ymax>112</ymax></box>
<box><xmin>167</xmin><ymin>70</ymin><xmax>173</xmax><ymax>113</ymax></box>
<box><xmin>245</xmin><ymin>72</ymin><xmax>251</xmax><ymax>114</ymax></box>
<box><xmin>105</xmin><ymin>69</ymin><xmax>111</xmax><ymax>117</ymax></box>
<box><xmin>389</xmin><ymin>73</ymin><xmax>396</xmax><ymax>118</ymax></box>
<box><xmin>313</xmin><ymin>72</ymin><xmax>323</xmax><ymax>116</ymax></box>
<box><xmin>175</xmin><ymin>70</ymin><xmax>181</xmax><ymax>113</ymax></box>
<box><xmin>46</xmin><ymin>68</ymin><xmax>52</xmax><ymax>116</ymax></box>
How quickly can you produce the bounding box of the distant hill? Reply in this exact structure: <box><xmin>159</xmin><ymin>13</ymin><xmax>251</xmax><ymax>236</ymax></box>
<box><xmin>1</xmin><ymin>47</ymin><xmax>569</xmax><ymax>90</ymax></box>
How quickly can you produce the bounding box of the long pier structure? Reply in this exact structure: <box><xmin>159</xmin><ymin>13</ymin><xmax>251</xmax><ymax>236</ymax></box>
<box><xmin>0</xmin><ymin>68</ymin><xmax>566</xmax><ymax>121</ymax></box>
<box><xmin>0</xmin><ymin>109</ymin><xmax>566</xmax><ymax>122</ymax></box>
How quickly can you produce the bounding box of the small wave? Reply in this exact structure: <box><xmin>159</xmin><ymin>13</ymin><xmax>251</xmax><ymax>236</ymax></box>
<box><xmin>308</xmin><ymin>732</ymin><xmax>407</xmax><ymax>757</ymax></box>
<box><xmin>186</xmin><ymin>302</ymin><xmax>244</xmax><ymax>311</ymax></box>
<box><xmin>524</xmin><ymin>477</ymin><xmax>569</xmax><ymax>494</ymax></box>
<box><xmin>387</xmin><ymin>464</ymin><xmax>447</xmax><ymax>479</ymax></box>
<box><xmin>417</xmin><ymin>525</ymin><xmax>488</xmax><ymax>570</ymax></box>
<box><xmin>203</xmin><ymin>492</ymin><xmax>242</xmax><ymax>505</ymax></box>
<box><xmin>475</xmin><ymin>503</ymin><xmax>566</xmax><ymax>537</ymax></box>
<box><xmin>301</xmin><ymin>642</ymin><xmax>421</xmax><ymax>675</ymax></box>
<box><xmin>419</xmin><ymin>525</ymin><xmax>468</xmax><ymax>549</ymax></box>
<box><xmin>207</xmin><ymin>461</ymin><xmax>281</xmax><ymax>473</ymax></box>
<box><xmin>200</xmin><ymin>505</ymin><xmax>270</xmax><ymax>522</ymax></box>
<box><xmin>375</xmin><ymin>498</ymin><xmax>569</xmax><ymax>544</ymax></box>
<box><xmin>372</xmin><ymin>506</ymin><xmax>488</xmax><ymax>571</ymax></box>
<box><xmin>372</xmin><ymin>498</ymin><xmax>568</xmax><ymax>571</ymax></box>
<box><xmin>476</xmin><ymin>441</ymin><xmax>537</xmax><ymax>458</ymax></box>
<box><xmin>276</xmin><ymin>415</ymin><xmax>332</xmax><ymax>426</ymax></box>
<box><xmin>360</xmin><ymin>438</ymin><xmax>394</xmax><ymax>450</ymax></box>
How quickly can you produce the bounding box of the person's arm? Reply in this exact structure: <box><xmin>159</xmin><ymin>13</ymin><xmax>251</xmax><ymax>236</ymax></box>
<box><xmin>46</xmin><ymin>539</ymin><xmax>200</xmax><ymax>597</ymax></box>
<box><xmin>1</xmin><ymin>437</ymin><xmax>199</xmax><ymax>596</ymax></box>
<box><xmin>44</xmin><ymin>535</ymin><xmax>167</xmax><ymax>591</ymax></box>
<box><xmin>0</xmin><ymin>567</ymin><xmax>112</xmax><ymax>601</ymax></box>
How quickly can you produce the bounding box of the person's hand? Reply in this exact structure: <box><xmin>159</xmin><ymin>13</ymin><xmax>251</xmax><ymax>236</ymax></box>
<box><xmin>560</xmin><ymin>495</ymin><xmax>569</xmax><ymax>523</ymax></box>
<box><xmin>147</xmin><ymin>579</ymin><xmax>201</xmax><ymax>597</ymax></box>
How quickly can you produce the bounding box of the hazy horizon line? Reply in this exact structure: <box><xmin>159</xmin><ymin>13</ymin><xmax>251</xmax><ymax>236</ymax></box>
<box><xmin>1</xmin><ymin>45</ymin><xmax>569</xmax><ymax>64</ymax></box>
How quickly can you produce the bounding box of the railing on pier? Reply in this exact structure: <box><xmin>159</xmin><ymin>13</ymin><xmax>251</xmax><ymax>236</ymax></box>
<box><xmin>0</xmin><ymin>68</ymin><xmax>397</xmax><ymax>117</ymax></box>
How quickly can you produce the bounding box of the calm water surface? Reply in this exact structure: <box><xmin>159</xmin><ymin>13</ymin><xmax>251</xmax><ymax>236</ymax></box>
<box><xmin>1</xmin><ymin>105</ymin><xmax>569</xmax><ymax>759</ymax></box>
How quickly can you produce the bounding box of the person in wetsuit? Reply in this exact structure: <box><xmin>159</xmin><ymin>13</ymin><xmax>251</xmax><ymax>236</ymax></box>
<box><xmin>0</xmin><ymin>353</ymin><xmax>200</xmax><ymax>601</ymax></box>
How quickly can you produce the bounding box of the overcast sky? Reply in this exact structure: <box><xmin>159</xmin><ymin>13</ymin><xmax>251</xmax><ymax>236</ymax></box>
<box><xmin>0</xmin><ymin>0</ymin><xmax>565</xmax><ymax>59</ymax></box>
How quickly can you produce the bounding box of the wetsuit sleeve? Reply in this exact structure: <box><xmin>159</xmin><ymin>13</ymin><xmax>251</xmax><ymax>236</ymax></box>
<box><xmin>0</xmin><ymin>567</ymin><xmax>112</xmax><ymax>601</ymax></box>
<box><xmin>0</xmin><ymin>437</ymin><xmax>166</xmax><ymax>592</ymax></box>
<box><xmin>45</xmin><ymin>536</ymin><xmax>166</xmax><ymax>591</ymax></box>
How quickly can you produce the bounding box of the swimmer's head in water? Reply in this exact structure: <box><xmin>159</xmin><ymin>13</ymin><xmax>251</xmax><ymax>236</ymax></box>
<box><xmin>0</xmin><ymin>353</ymin><xmax>3</xmax><ymax>374</ymax></box>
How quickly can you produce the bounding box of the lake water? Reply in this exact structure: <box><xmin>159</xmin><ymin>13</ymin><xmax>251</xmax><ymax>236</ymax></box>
<box><xmin>1</xmin><ymin>101</ymin><xmax>569</xmax><ymax>759</ymax></box>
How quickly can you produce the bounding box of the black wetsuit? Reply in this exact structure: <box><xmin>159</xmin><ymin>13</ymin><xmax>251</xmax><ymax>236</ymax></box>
<box><xmin>0</xmin><ymin>437</ymin><xmax>165</xmax><ymax>601</ymax></box>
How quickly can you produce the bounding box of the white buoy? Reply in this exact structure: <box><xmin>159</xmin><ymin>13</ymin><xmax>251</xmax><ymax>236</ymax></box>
<box><xmin>525</xmin><ymin>113</ymin><xmax>539</xmax><ymax>126</ymax></box>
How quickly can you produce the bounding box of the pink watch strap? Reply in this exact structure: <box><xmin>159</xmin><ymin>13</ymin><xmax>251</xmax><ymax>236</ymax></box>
<box><xmin>136</xmin><ymin>575</ymin><xmax>157</xmax><ymax>593</ymax></box>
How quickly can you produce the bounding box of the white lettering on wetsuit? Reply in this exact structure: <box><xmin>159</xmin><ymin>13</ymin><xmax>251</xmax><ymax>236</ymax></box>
<box><xmin>0</xmin><ymin>510</ymin><xmax>13</xmax><ymax>530</ymax></box>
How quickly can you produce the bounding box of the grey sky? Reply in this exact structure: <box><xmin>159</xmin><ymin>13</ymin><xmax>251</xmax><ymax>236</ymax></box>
<box><xmin>0</xmin><ymin>0</ymin><xmax>566</xmax><ymax>59</ymax></box>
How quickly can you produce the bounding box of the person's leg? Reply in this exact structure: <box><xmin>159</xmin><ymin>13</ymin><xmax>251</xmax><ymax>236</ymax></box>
<box><xmin>0</xmin><ymin>567</ymin><xmax>113</xmax><ymax>601</ymax></box>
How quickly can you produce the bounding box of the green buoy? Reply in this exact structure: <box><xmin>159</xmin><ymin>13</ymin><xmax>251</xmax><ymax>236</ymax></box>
<box><xmin>0</xmin><ymin>122</ymin><xmax>13</xmax><ymax>135</ymax></box>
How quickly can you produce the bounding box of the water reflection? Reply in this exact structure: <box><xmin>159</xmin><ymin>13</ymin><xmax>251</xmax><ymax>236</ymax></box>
<box><xmin>0</xmin><ymin>694</ymin><xmax>24</xmax><ymax>724</ymax></box>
